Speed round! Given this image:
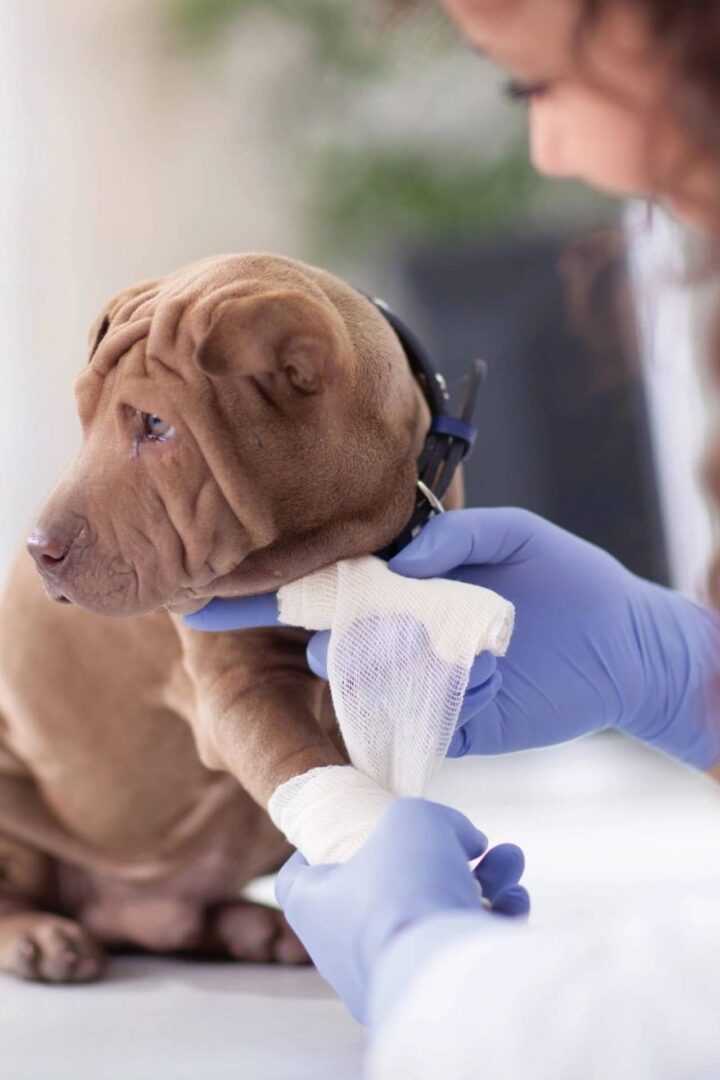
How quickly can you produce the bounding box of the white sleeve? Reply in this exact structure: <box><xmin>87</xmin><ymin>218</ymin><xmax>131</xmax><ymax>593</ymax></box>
<box><xmin>366</xmin><ymin>893</ymin><xmax>720</xmax><ymax>1080</ymax></box>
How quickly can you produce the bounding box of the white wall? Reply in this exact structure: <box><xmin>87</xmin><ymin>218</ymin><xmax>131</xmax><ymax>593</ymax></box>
<box><xmin>0</xmin><ymin>0</ymin><xmax>306</xmax><ymax>577</ymax></box>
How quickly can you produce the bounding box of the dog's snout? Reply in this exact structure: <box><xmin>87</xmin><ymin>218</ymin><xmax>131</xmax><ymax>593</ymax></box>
<box><xmin>27</xmin><ymin>529</ymin><xmax>71</xmax><ymax>572</ymax></box>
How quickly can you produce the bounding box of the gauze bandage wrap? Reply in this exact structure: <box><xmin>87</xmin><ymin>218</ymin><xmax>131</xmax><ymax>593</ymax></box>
<box><xmin>268</xmin><ymin>556</ymin><xmax>514</xmax><ymax>864</ymax></box>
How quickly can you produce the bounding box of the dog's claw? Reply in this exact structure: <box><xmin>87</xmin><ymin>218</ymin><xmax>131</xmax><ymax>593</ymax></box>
<box><xmin>15</xmin><ymin>935</ymin><xmax>40</xmax><ymax>979</ymax></box>
<box><xmin>0</xmin><ymin>914</ymin><xmax>106</xmax><ymax>983</ymax></box>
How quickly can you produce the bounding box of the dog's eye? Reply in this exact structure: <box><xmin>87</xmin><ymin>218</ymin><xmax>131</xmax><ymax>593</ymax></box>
<box><xmin>142</xmin><ymin>413</ymin><xmax>175</xmax><ymax>441</ymax></box>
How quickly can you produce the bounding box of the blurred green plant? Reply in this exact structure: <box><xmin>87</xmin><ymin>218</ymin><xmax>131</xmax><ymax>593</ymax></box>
<box><xmin>167</xmin><ymin>0</ymin><xmax>390</xmax><ymax>76</ymax></box>
<box><xmin>311</xmin><ymin>143</ymin><xmax>544</xmax><ymax>253</ymax></box>
<box><xmin>164</xmin><ymin>0</ymin><xmax>570</xmax><ymax>254</ymax></box>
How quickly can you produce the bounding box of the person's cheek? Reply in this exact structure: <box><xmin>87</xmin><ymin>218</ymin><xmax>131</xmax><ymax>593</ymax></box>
<box><xmin>527</xmin><ymin>103</ymin><xmax>568</xmax><ymax>178</ymax></box>
<box><xmin>529</xmin><ymin>95</ymin><xmax>656</xmax><ymax>199</ymax></box>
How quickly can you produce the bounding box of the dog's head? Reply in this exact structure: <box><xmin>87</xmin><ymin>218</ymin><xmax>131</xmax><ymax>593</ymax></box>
<box><xmin>28</xmin><ymin>254</ymin><xmax>428</xmax><ymax>617</ymax></box>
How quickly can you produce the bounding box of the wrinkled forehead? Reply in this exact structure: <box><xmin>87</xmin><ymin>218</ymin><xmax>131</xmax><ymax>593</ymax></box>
<box><xmin>74</xmin><ymin>265</ymin><xmax>225</xmax><ymax>418</ymax></box>
<box><xmin>90</xmin><ymin>273</ymin><xmax>237</xmax><ymax>380</ymax></box>
<box><xmin>86</xmin><ymin>254</ymin><xmax>326</xmax><ymax>382</ymax></box>
<box><xmin>75</xmin><ymin>290</ymin><xmax>200</xmax><ymax>421</ymax></box>
<box><xmin>75</xmin><ymin>254</ymin><xmax>334</xmax><ymax>422</ymax></box>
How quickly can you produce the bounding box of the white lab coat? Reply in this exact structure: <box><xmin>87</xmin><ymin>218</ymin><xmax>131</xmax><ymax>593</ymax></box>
<box><xmin>367</xmin><ymin>890</ymin><xmax>720</xmax><ymax>1080</ymax></box>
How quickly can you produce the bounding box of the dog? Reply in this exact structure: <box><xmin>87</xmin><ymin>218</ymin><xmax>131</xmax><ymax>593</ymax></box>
<box><xmin>0</xmin><ymin>253</ymin><xmax>460</xmax><ymax>981</ymax></box>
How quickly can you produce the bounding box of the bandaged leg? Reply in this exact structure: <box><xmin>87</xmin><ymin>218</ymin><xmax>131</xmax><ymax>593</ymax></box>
<box><xmin>268</xmin><ymin>765</ymin><xmax>394</xmax><ymax>865</ymax></box>
<box><xmin>270</xmin><ymin>556</ymin><xmax>514</xmax><ymax>863</ymax></box>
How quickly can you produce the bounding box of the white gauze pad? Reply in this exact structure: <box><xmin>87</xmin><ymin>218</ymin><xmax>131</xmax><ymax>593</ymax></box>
<box><xmin>268</xmin><ymin>555</ymin><xmax>514</xmax><ymax>863</ymax></box>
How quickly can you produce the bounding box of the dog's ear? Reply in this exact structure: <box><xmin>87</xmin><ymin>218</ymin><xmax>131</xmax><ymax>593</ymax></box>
<box><xmin>196</xmin><ymin>290</ymin><xmax>346</xmax><ymax>394</ymax></box>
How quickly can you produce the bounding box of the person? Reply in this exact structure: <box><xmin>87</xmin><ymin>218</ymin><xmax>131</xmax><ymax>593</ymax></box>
<box><xmin>185</xmin><ymin>1</ymin><xmax>720</xmax><ymax>1074</ymax></box>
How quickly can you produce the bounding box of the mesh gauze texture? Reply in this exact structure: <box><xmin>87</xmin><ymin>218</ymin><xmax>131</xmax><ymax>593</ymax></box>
<box><xmin>268</xmin><ymin>555</ymin><xmax>514</xmax><ymax>863</ymax></box>
<box><xmin>267</xmin><ymin>765</ymin><xmax>395</xmax><ymax>865</ymax></box>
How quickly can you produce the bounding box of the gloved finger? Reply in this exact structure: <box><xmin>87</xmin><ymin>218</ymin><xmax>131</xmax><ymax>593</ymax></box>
<box><xmin>389</xmin><ymin>508</ymin><xmax>537</xmax><ymax>578</ymax></box>
<box><xmin>447</xmin><ymin>725</ymin><xmax>471</xmax><ymax>758</ymax></box>
<box><xmin>306</xmin><ymin>631</ymin><xmax>330</xmax><ymax>679</ymax></box>
<box><xmin>449</xmin><ymin>699</ymin><xmax>531</xmax><ymax>756</ymax></box>
<box><xmin>448</xmin><ymin>682</ymin><xmax>505</xmax><ymax>757</ymax></box>
<box><xmin>378</xmin><ymin>799</ymin><xmax>488</xmax><ymax>861</ymax></box>
<box><xmin>274</xmin><ymin>850</ymin><xmax>310</xmax><ymax>907</ymax></box>
<box><xmin>458</xmin><ymin>670</ymin><xmax>502</xmax><ymax>727</ymax></box>
<box><xmin>488</xmin><ymin>884</ymin><xmax>531</xmax><ymax>918</ymax></box>
<box><xmin>183</xmin><ymin>592</ymin><xmax>280</xmax><ymax>631</ymax></box>
<box><xmin>474</xmin><ymin>843</ymin><xmax>525</xmax><ymax>903</ymax></box>
<box><xmin>466</xmin><ymin>651</ymin><xmax>497</xmax><ymax>691</ymax></box>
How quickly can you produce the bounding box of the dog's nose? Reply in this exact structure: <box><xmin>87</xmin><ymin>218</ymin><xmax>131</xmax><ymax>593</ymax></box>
<box><xmin>27</xmin><ymin>528</ymin><xmax>71</xmax><ymax>572</ymax></box>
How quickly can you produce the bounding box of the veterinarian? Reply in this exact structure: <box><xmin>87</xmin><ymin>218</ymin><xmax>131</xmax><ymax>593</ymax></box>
<box><xmin>187</xmin><ymin>1</ymin><xmax>720</xmax><ymax>1075</ymax></box>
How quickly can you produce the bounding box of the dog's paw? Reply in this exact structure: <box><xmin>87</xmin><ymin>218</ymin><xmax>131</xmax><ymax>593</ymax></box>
<box><xmin>0</xmin><ymin>912</ymin><xmax>106</xmax><ymax>983</ymax></box>
<box><xmin>208</xmin><ymin>900</ymin><xmax>308</xmax><ymax>965</ymax></box>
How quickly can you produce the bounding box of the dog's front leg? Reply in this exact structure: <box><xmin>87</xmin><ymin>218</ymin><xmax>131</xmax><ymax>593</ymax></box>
<box><xmin>173</xmin><ymin>622</ymin><xmax>344</xmax><ymax>809</ymax></box>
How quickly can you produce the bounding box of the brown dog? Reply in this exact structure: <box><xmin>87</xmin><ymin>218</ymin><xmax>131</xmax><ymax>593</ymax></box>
<box><xmin>0</xmin><ymin>253</ymin><xmax>454</xmax><ymax>982</ymax></box>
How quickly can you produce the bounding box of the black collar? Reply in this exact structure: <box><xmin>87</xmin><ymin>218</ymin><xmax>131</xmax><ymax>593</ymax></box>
<box><xmin>364</xmin><ymin>294</ymin><xmax>486</xmax><ymax>558</ymax></box>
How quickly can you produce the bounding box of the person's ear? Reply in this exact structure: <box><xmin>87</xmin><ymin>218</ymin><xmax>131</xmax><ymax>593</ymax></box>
<box><xmin>196</xmin><ymin>289</ymin><xmax>348</xmax><ymax>394</ymax></box>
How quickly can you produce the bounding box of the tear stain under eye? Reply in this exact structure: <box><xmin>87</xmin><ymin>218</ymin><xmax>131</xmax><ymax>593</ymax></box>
<box><xmin>131</xmin><ymin>437</ymin><xmax>141</xmax><ymax>459</ymax></box>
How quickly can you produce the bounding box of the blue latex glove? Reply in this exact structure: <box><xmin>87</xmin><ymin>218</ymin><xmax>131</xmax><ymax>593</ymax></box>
<box><xmin>389</xmin><ymin>508</ymin><xmax>720</xmax><ymax>768</ymax></box>
<box><xmin>183</xmin><ymin>592</ymin><xmax>281</xmax><ymax>631</ymax></box>
<box><xmin>275</xmin><ymin>798</ymin><xmax>529</xmax><ymax>1024</ymax></box>
<box><xmin>183</xmin><ymin>592</ymin><xmax>502</xmax><ymax>755</ymax></box>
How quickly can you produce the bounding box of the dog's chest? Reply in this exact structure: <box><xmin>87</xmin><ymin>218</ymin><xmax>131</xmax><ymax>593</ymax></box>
<box><xmin>0</xmin><ymin>557</ymin><xmax>259</xmax><ymax>860</ymax></box>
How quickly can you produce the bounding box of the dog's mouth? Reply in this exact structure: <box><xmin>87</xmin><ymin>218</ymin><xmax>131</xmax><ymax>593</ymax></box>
<box><xmin>38</xmin><ymin>564</ymin><xmax>131</xmax><ymax>614</ymax></box>
<box><xmin>43</xmin><ymin>581</ymin><xmax>72</xmax><ymax>605</ymax></box>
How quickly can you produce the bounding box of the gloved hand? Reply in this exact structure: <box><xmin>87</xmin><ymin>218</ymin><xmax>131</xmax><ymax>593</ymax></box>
<box><xmin>183</xmin><ymin>592</ymin><xmax>281</xmax><ymax>631</ymax></box>
<box><xmin>389</xmin><ymin>508</ymin><xmax>720</xmax><ymax>769</ymax></box>
<box><xmin>183</xmin><ymin>590</ymin><xmax>502</xmax><ymax>755</ymax></box>
<box><xmin>275</xmin><ymin>797</ymin><xmax>529</xmax><ymax>1024</ymax></box>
